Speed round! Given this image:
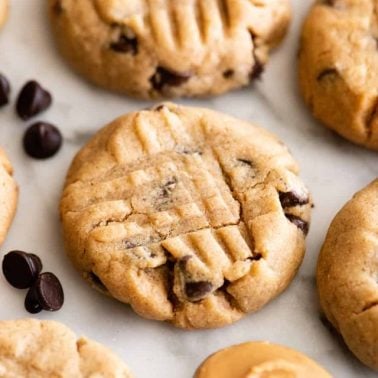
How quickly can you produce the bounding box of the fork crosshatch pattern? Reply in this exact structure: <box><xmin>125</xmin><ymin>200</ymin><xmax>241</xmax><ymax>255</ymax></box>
<box><xmin>49</xmin><ymin>0</ymin><xmax>291</xmax><ymax>98</ymax></box>
<box><xmin>60</xmin><ymin>104</ymin><xmax>312</xmax><ymax>329</ymax></box>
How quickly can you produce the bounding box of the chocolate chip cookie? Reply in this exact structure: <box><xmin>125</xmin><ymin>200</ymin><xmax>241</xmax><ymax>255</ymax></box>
<box><xmin>299</xmin><ymin>0</ymin><xmax>378</xmax><ymax>150</ymax></box>
<box><xmin>0</xmin><ymin>148</ymin><xmax>18</xmax><ymax>246</ymax></box>
<box><xmin>194</xmin><ymin>341</ymin><xmax>332</xmax><ymax>378</ymax></box>
<box><xmin>48</xmin><ymin>0</ymin><xmax>291</xmax><ymax>99</ymax></box>
<box><xmin>0</xmin><ymin>319</ymin><xmax>133</xmax><ymax>377</ymax></box>
<box><xmin>317</xmin><ymin>179</ymin><xmax>378</xmax><ymax>370</ymax></box>
<box><xmin>60</xmin><ymin>103</ymin><xmax>312</xmax><ymax>329</ymax></box>
<box><xmin>0</xmin><ymin>0</ymin><xmax>7</xmax><ymax>28</ymax></box>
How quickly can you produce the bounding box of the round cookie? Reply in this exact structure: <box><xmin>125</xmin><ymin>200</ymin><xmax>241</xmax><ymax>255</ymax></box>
<box><xmin>299</xmin><ymin>0</ymin><xmax>378</xmax><ymax>150</ymax></box>
<box><xmin>0</xmin><ymin>0</ymin><xmax>7</xmax><ymax>28</ymax></box>
<box><xmin>60</xmin><ymin>103</ymin><xmax>312</xmax><ymax>329</ymax></box>
<box><xmin>194</xmin><ymin>341</ymin><xmax>332</xmax><ymax>378</ymax></box>
<box><xmin>48</xmin><ymin>0</ymin><xmax>291</xmax><ymax>99</ymax></box>
<box><xmin>0</xmin><ymin>319</ymin><xmax>133</xmax><ymax>377</ymax></box>
<box><xmin>317</xmin><ymin>179</ymin><xmax>378</xmax><ymax>370</ymax></box>
<box><xmin>0</xmin><ymin>148</ymin><xmax>18</xmax><ymax>246</ymax></box>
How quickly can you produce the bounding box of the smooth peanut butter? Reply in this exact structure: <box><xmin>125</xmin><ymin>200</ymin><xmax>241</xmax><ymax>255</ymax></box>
<box><xmin>195</xmin><ymin>342</ymin><xmax>332</xmax><ymax>378</ymax></box>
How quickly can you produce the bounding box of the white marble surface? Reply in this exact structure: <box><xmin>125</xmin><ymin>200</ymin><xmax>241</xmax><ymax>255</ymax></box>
<box><xmin>0</xmin><ymin>1</ymin><xmax>377</xmax><ymax>377</ymax></box>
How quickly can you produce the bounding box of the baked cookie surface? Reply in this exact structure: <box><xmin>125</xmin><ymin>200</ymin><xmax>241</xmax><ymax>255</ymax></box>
<box><xmin>0</xmin><ymin>0</ymin><xmax>7</xmax><ymax>28</ymax></box>
<box><xmin>299</xmin><ymin>0</ymin><xmax>378</xmax><ymax>150</ymax></box>
<box><xmin>48</xmin><ymin>0</ymin><xmax>291</xmax><ymax>99</ymax></box>
<box><xmin>194</xmin><ymin>341</ymin><xmax>332</xmax><ymax>378</ymax></box>
<box><xmin>317</xmin><ymin>179</ymin><xmax>378</xmax><ymax>370</ymax></box>
<box><xmin>0</xmin><ymin>148</ymin><xmax>18</xmax><ymax>247</ymax></box>
<box><xmin>60</xmin><ymin>103</ymin><xmax>312</xmax><ymax>329</ymax></box>
<box><xmin>0</xmin><ymin>319</ymin><xmax>133</xmax><ymax>377</ymax></box>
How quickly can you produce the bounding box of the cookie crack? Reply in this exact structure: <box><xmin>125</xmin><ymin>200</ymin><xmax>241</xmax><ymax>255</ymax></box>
<box><xmin>365</xmin><ymin>96</ymin><xmax>378</xmax><ymax>141</ymax></box>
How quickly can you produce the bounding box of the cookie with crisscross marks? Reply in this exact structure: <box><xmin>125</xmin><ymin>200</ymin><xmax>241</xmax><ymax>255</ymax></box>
<box><xmin>48</xmin><ymin>0</ymin><xmax>291</xmax><ymax>98</ymax></box>
<box><xmin>0</xmin><ymin>148</ymin><xmax>18</xmax><ymax>247</ymax></box>
<box><xmin>60</xmin><ymin>103</ymin><xmax>312</xmax><ymax>329</ymax></box>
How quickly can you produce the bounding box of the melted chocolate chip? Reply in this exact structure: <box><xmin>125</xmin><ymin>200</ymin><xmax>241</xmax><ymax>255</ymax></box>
<box><xmin>150</xmin><ymin>67</ymin><xmax>191</xmax><ymax>91</ymax></box>
<box><xmin>279</xmin><ymin>191</ymin><xmax>309</xmax><ymax>208</ymax></box>
<box><xmin>33</xmin><ymin>272</ymin><xmax>64</xmax><ymax>311</ymax></box>
<box><xmin>23</xmin><ymin>122</ymin><xmax>62</xmax><ymax>159</ymax></box>
<box><xmin>2</xmin><ymin>251</ymin><xmax>42</xmax><ymax>289</ymax></box>
<box><xmin>223</xmin><ymin>69</ymin><xmax>234</xmax><ymax>79</ymax></box>
<box><xmin>237</xmin><ymin>158</ymin><xmax>254</xmax><ymax>167</ymax></box>
<box><xmin>285</xmin><ymin>214</ymin><xmax>309</xmax><ymax>235</ymax></box>
<box><xmin>16</xmin><ymin>81</ymin><xmax>52</xmax><ymax>120</ymax></box>
<box><xmin>52</xmin><ymin>0</ymin><xmax>63</xmax><ymax>15</ymax></box>
<box><xmin>317</xmin><ymin>68</ymin><xmax>338</xmax><ymax>81</ymax></box>
<box><xmin>178</xmin><ymin>255</ymin><xmax>192</xmax><ymax>271</ymax></box>
<box><xmin>185</xmin><ymin>281</ymin><xmax>213</xmax><ymax>301</ymax></box>
<box><xmin>25</xmin><ymin>286</ymin><xmax>43</xmax><ymax>314</ymax></box>
<box><xmin>0</xmin><ymin>73</ymin><xmax>10</xmax><ymax>107</ymax></box>
<box><xmin>110</xmin><ymin>34</ymin><xmax>138</xmax><ymax>55</ymax></box>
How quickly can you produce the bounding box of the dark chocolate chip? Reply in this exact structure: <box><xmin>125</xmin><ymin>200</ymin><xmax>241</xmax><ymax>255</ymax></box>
<box><xmin>154</xmin><ymin>104</ymin><xmax>166</xmax><ymax>111</ymax></box>
<box><xmin>2</xmin><ymin>251</ymin><xmax>42</xmax><ymax>289</ymax></box>
<box><xmin>23</xmin><ymin>122</ymin><xmax>62</xmax><ymax>159</ymax></box>
<box><xmin>249</xmin><ymin>32</ymin><xmax>264</xmax><ymax>80</ymax></box>
<box><xmin>125</xmin><ymin>241</ymin><xmax>137</xmax><ymax>249</ymax></box>
<box><xmin>279</xmin><ymin>191</ymin><xmax>309</xmax><ymax>208</ymax></box>
<box><xmin>89</xmin><ymin>271</ymin><xmax>107</xmax><ymax>292</ymax></box>
<box><xmin>25</xmin><ymin>285</ymin><xmax>43</xmax><ymax>314</ymax></box>
<box><xmin>285</xmin><ymin>214</ymin><xmax>309</xmax><ymax>235</ymax></box>
<box><xmin>223</xmin><ymin>69</ymin><xmax>234</xmax><ymax>79</ymax></box>
<box><xmin>16</xmin><ymin>81</ymin><xmax>52</xmax><ymax>120</ymax></box>
<box><xmin>323</xmin><ymin>0</ymin><xmax>336</xmax><ymax>6</ymax></box>
<box><xmin>316</xmin><ymin>68</ymin><xmax>338</xmax><ymax>81</ymax></box>
<box><xmin>178</xmin><ymin>255</ymin><xmax>192</xmax><ymax>271</ymax></box>
<box><xmin>33</xmin><ymin>272</ymin><xmax>64</xmax><ymax>311</ymax></box>
<box><xmin>110</xmin><ymin>34</ymin><xmax>138</xmax><ymax>55</ymax></box>
<box><xmin>52</xmin><ymin>0</ymin><xmax>63</xmax><ymax>15</ymax></box>
<box><xmin>161</xmin><ymin>178</ymin><xmax>177</xmax><ymax>197</ymax></box>
<box><xmin>237</xmin><ymin>158</ymin><xmax>254</xmax><ymax>167</ymax></box>
<box><xmin>0</xmin><ymin>73</ymin><xmax>10</xmax><ymax>107</ymax></box>
<box><xmin>150</xmin><ymin>67</ymin><xmax>191</xmax><ymax>91</ymax></box>
<box><xmin>185</xmin><ymin>281</ymin><xmax>213</xmax><ymax>301</ymax></box>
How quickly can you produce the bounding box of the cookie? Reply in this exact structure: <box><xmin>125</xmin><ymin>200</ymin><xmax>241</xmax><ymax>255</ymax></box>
<box><xmin>0</xmin><ymin>319</ymin><xmax>133</xmax><ymax>377</ymax></box>
<box><xmin>0</xmin><ymin>148</ymin><xmax>18</xmax><ymax>246</ymax></box>
<box><xmin>298</xmin><ymin>0</ymin><xmax>378</xmax><ymax>150</ymax></box>
<box><xmin>194</xmin><ymin>341</ymin><xmax>332</xmax><ymax>378</ymax></box>
<box><xmin>60</xmin><ymin>103</ymin><xmax>312</xmax><ymax>329</ymax></box>
<box><xmin>48</xmin><ymin>0</ymin><xmax>291</xmax><ymax>99</ymax></box>
<box><xmin>0</xmin><ymin>0</ymin><xmax>7</xmax><ymax>28</ymax></box>
<box><xmin>317</xmin><ymin>179</ymin><xmax>378</xmax><ymax>370</ymax></box>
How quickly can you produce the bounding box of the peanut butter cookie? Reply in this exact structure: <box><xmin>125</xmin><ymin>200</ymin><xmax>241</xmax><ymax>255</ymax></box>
<box><xmin>317</xmin><ymin>179</ymin><xmax>378</xmax><ymax>370</ymax></box>
<box><xmin>60</xmin><ymin>103</ymin><xmax>312</xmax><ymax>329</ymax></box>
<box><xmin>299</xmin><ymin>0</ymin><xmax>378</xmax><ymax>150</ymax></box>
<box><xmin>49</xmin><ymin>0</ymin><xmax>291</xmax><ymax>98</ymax></box>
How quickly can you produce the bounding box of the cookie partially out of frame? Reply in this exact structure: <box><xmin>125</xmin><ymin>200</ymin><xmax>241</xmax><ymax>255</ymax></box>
<box><xmin>48</xmin><ymin>0</ymin><xmax>291</xmax><ymax>99</ymax></box>
<box><xmin>0</xmin><ymin>148</ymin><xmax>18</xmax><ymax>246</ymax></box>
<box><xmin>0</xmin><ymin>0</ymin><xmax>7</xmax><ymax>28</ymax></box>
<box><xmin>317</xmin><ymin>179</ymin><xmax>378</xmax><ymax>370</ymax></box>
<box><xmin>194</xmin><ymin>341</ymin><xmax>332</xmax><ymax>378</ymax></box>
<box><xmin>299</xmin><ymin>0</ymin><xmax>378</xmax><ymax>150</ymax></box>
<box><xmin>0</xmin><ymin>319</ymin><xmax>133</xmax><ymax>377</ymax></box>
<box><xmin>60</xmin><ymin>103</ymin><xmax>312</xmax><ymax>329</ymax></box>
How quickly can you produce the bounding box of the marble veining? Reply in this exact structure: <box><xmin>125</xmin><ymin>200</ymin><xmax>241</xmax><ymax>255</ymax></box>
<box><xmin>0</xmin><ymin>1</ymin><xmax>377</xmax><ymax>377</ymax></box>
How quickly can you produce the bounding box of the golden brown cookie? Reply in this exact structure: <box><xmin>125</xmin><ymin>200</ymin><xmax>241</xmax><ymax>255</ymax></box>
<box><xmin>194</xmin><ymin>341</ymin><xmax>332</xmax><ymax>378</ymax></box>
<box><xmin>0</xmin><ymin>319</ymin><xmax>133</xmax><ymax>377</ymax></box>
<box><xmin>60</xmin><ymin>103</ymin><xmax>312</xmax><ymax>329</ymax></box>
<box><xmin>0</xmin><ymin>0</ymin><xmax>7</xmax><ymax>29</ymax></box>
<box><xmin>48</xmin><ymin>0</ymin><xmax>291</xmax><ymax>99</ymax></box>
<box><xmin>298</xmin><ymin>0</ymin><xmax>378</xmax><ymax>150</ymax></box>
<box><xmin>317</xmin><ymin>179</ymin><xmax>378</xmax><ymax>370</ymax></box>
<box><xmin>0</xmin><ymin>148</ymin><xmax>18</xmax><ymax>246</ymax></box>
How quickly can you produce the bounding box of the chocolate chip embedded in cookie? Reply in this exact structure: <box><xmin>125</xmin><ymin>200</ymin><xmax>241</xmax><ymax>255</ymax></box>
<box><xmin>194</xmin><ymin>342</ymin><xmax>332</xmax><ymax>378</ymax></box>
<box><xmin>0</xmin><ymin>148</ymin><xmax>18</xmax><ymax>247</ymax></box>
<box><xmin>0</xmin><ymin>319</ymin><xmax>134</xmax><ymax>377</ymax></box>
<box><xmin>0</xmin><ymin>0</ymin><xmax>8</xmax><ymax>29</ymax></box>
<box><xmin>60</xmin><ymin>103</ymin><xmax>312</xmax><ymax>329</ymax></box>
<box><xmin>48</xmin><ymin>0</ymin><xmax>291</xmax><ymax>99</ymax></box>
<box><xmin>317</xmin><ymin>179</ymin><xmax>378</xmax><ymax>370</ymax></box>
<box><xmin>299</xmin><ymin>0</ymin><xmax>378</xmax><ymax>150</ymax></box>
